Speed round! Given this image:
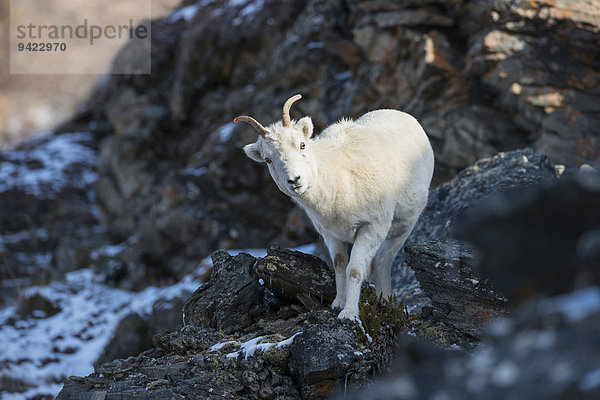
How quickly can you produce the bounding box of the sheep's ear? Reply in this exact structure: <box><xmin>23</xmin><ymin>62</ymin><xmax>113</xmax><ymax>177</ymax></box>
<box><xmin>243</xmin><ymin>143</ymin><xmax>263</xmax><ymax>163</ymax></box>
<box><xmin>297</xmin><ymin>117</ymin><xmax>313</xmax><ymax>140</ymax></box>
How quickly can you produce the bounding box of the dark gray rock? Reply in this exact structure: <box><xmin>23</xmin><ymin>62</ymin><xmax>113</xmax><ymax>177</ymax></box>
<box><xmin>182</xmin><ymin>251</ymin><xmax>268</xmax><ymax>334</ymax></box>
<box><xmin>289</xmin><ymin>313</ymin><xmax>371</xmax><ymax>399</ymax></box>
<box><xmin>95</xmin><ymin>294</ymin><xmax>189</xmax><ymax>367</ymax></box>
<box><xmin>56</xmin><ymin>252</ymin><xmax>376</xmax><ymax>400</ymax></box>
<box><xmin>405</xmin><ymin>241</ymin><xmax>508</xmax><ymax>346</ymax></box>
<box><xmin>454</xmin><ymin>171</ymin><xmax>600</xmax><ymax>303</ymax></box>
<box><xmin>393</xmin><ymin>148</ymin><xmax>557</xmax><ymax>313</ymax></box>
<box><xmin>254</xmin><ymin>245</ymin><xmax>336</xmax><ymax>309</ymax></box>
<box><xmin>410</xmin><ymin>148</ymin><xmax>558</xmax><ymax>244</ymax></box>
<box><xmin>152</xmin><ymin>325</ymin><xmax>226</xmax><ymax>356</ymax></box>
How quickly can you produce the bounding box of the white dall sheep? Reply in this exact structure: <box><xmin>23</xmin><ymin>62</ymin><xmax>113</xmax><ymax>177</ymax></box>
<box><xmin>235</xmin><ymin>94</ymin><xmax>434</xmax><ymax>321</ymax></box>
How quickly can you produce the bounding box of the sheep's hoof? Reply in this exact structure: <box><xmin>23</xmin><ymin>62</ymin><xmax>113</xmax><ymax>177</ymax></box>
<box><xmin>331</xmin><ymin>296</ymin><xmax>346</xmax><ymax>311</ymax></box>
<box><xmin>337</xmin><ymin>308</ymin><xmax>359</xmax><ymax>322</ymax></box>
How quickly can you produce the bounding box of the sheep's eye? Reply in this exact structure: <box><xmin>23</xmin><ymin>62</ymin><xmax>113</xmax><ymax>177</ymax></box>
<box><xmin>300</xmin><ymin>142</ymin><xmax>305</xmax><ymax>150</ymax></box>
<box><xmin>265</xmin><ymin>158</ymin><xmax>272</xmax><ymax>164</ymax></box>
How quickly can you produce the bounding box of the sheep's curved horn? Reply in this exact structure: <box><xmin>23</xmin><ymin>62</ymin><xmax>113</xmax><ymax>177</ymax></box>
<box><xmin>234</xmin><ymin>116</ymin><xmax>269</xmax><ymax>137</ymax></box>
<box><xmin>282</xmin><ymin>94</ymin><xmax>302</xmax><ymax>127</ymax></box>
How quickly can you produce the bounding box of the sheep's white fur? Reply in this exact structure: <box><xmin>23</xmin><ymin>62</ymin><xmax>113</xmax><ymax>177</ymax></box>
<box><xmin>242</xmin><ymin>106</ymin><xmax>434</xmax><ymax>321</ymax></box>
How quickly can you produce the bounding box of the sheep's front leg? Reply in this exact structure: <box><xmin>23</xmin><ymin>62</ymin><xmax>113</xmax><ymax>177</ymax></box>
<box><xmin>338</xmin><ymin>224</ymin><xmax>387</xmax><ymax>321</ymax></box>
<box><xmin>323</xmin><ymin>235</ymin><xmax>348</xmax><ymax>311</ymax></box>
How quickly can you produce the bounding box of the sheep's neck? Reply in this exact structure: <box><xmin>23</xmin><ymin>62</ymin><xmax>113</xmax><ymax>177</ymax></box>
<box><xmin>295</xmin><ymin>145</ymin><xmax>338</xmax><ymax>217</ymax></box>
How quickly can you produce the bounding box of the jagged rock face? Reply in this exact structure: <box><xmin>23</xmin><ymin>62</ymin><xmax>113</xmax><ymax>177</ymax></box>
<box><xmin>254</xmin><ymin>245</ymin><xmax>336</xmax><ymax>308</ymax></box>
<box><xmin>392</xmin><ymin>148</ymin><xmax>557</xmax><ymax>316</ymax></box>
<box><xmin>405</xmin><ymin>241</ymin><xmax>508</xmax><ymax>345</ymax></box>
<box><xmin>88</xmin><ymin>0</ymin><xmax>599</xmax><ymax>287</ymax></box>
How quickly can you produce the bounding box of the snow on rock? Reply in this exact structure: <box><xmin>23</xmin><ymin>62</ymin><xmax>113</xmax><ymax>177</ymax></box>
<box><xmin>232</xmin><ymin>0</ymin><xmax>265</xmax><ymax>26</ymax></box>
<box><xmin>538</xmin><ymin>286</ymin><xmax>600</xmax><ymax>322</ymax></box>
<box><xmin>167</xmin><ymin>2</ymin><xmax>202</xmax><ymax>22</ymax></box>
<box><xmin>221</xmin><ymin>332</ymin><xmax>302</xmax><ymax>360</ymax></box>
<box><xmin>195</xmin><ymin>242</ymin><xmax>319</xmax><ymax>271</ymax></box>
<box><xmin>0</xmin><ymin>132</ymin><xmax>97</xmax><ymax>199</ymax></box>
<box><xmin>0</xmin><ymin>268</ymin><xmax>201</xmax><ymax>399</ymax></box>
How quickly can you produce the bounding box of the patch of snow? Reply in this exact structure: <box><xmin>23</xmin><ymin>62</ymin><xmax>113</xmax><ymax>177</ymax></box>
<box><xmin>196</xmin><ymin>243</ymin><xmax>319</xmax><ymax>270</ymax></box>
<box><xmin>210</xmin><ymin>340</ymin><xmax>234</xmax><ymax>352</ymax></box>
<box><xmin>275</xmin><ymin>332</ymin><xmax>302</xmax><ymax>348</ymax></box>
<box><xmin>167</xmin><ymin>2</ymin><xmax>201</xmax><ymax>22</ymax></box>
<box><xmin>0</xmin><ymin>132</ymin><xmax>97</xmax><ymax>198</ymax></box>
<box><xmin>335</xmin><ymin>71</ymin><xmax>353</xmax><ymax>81</ymax></box>
<box><xmin>259</xmin><ymin>278</ymin><xmax>265</xmax><ymax>286</ymax></box>
<box><xmin>217</xmin><ymin>122</ymin><xmax>236</xmax><ymax>143</ymax></box>
<box><xmin>538</xmin><ymin>286</ymin><xmax>600</xmax><ymax>322</ymax></box>
<box><xmin>0</xmin><ymin>268</ymin><xmax>200</xmax><ymax>399</ymax></box>
<box><xmin>580</xmin><ymin>368</ymin><xmax>600</xmax><ymax>392</ymax></box>
<box><xmin>232</xmin><ymin>0</ymin><xmax>265</xmax><ymax>26</ymax></box>
<box><xmin>307</xmin><ymin>42</ymin><xmax>324</xmax><ymax>50</ymax></box>
<box><xmin>224</xmin><ymin>332</ymin><xmax>301</xmax><ymax>360</ymax></box>
<box><xmin>91</xmin><ymin>243</ymin><xmax>127</xmax><ymax>259</ymax></box>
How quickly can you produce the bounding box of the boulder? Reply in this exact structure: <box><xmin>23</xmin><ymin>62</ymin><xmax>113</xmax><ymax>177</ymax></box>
<box><xmin>183</xmin><ymin>251</ymin><xmax>268</xmax><ymax>334</ymax></box>
<box><xmin>254</xmin><ymin>245</ymin><xmax>336</xmax><ymax>309</ymax></box>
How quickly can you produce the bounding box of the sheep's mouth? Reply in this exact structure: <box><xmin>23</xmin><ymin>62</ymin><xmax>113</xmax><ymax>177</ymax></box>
<box><xmin>290</xmin><ymin>185</ymin><xmax>309</xmax><ymax>196</ymax></box>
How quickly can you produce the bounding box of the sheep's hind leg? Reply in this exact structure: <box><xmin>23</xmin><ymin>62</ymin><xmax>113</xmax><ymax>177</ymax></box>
<box><xmin>323</xmin><ymin>236</ymin><xmax>348</xmax><ymax>311</ymax></box>
<box><xmin>372</xmin><ymin>237</ymin><xmax>406</xmax><ymax>300</ymax></box>
<box><xmin>373</xmin><ymin>211</ymin><xmax>419</xmax><ymax>300</ymax></box>
<box><xmin>338</xmin><ymin>225</ymin><xmax>387</xmax><ymax>321</ymax></box>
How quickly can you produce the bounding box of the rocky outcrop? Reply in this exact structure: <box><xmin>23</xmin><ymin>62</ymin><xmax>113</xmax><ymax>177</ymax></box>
<box><xmin>347</xmin><ymin>291</ymin><xmax>600</xmax><ymax>400</ymax></box>
<box><xmin>182</xmin><ymin>251</ymin><xmax>270</xmax><ymax>333</ymax></box>
<box><xmin>392</xmin><ymin>148</ymin><xmax>556</xmax><ymax>344</ymax></box>
<box><xmin>254</xmin><ymin>246</ymin><xmax>336</xmax><ymax>308</ymax></box>
<box><xmin>409</xmin><ymin>148</ymin><xmax>558</xmax><ymax>244</ymax></box>
<box><xmin>57</xmin><ymin>248</ymin><xmax>375</xmax><ymax>400</ymax></box>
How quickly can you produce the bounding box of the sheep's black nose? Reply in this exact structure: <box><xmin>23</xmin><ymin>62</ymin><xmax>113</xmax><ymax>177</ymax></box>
<box><xmin>288</xmin><ymin>176</ymin><xmax>301</xmax><ymax>184</ymax></box>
